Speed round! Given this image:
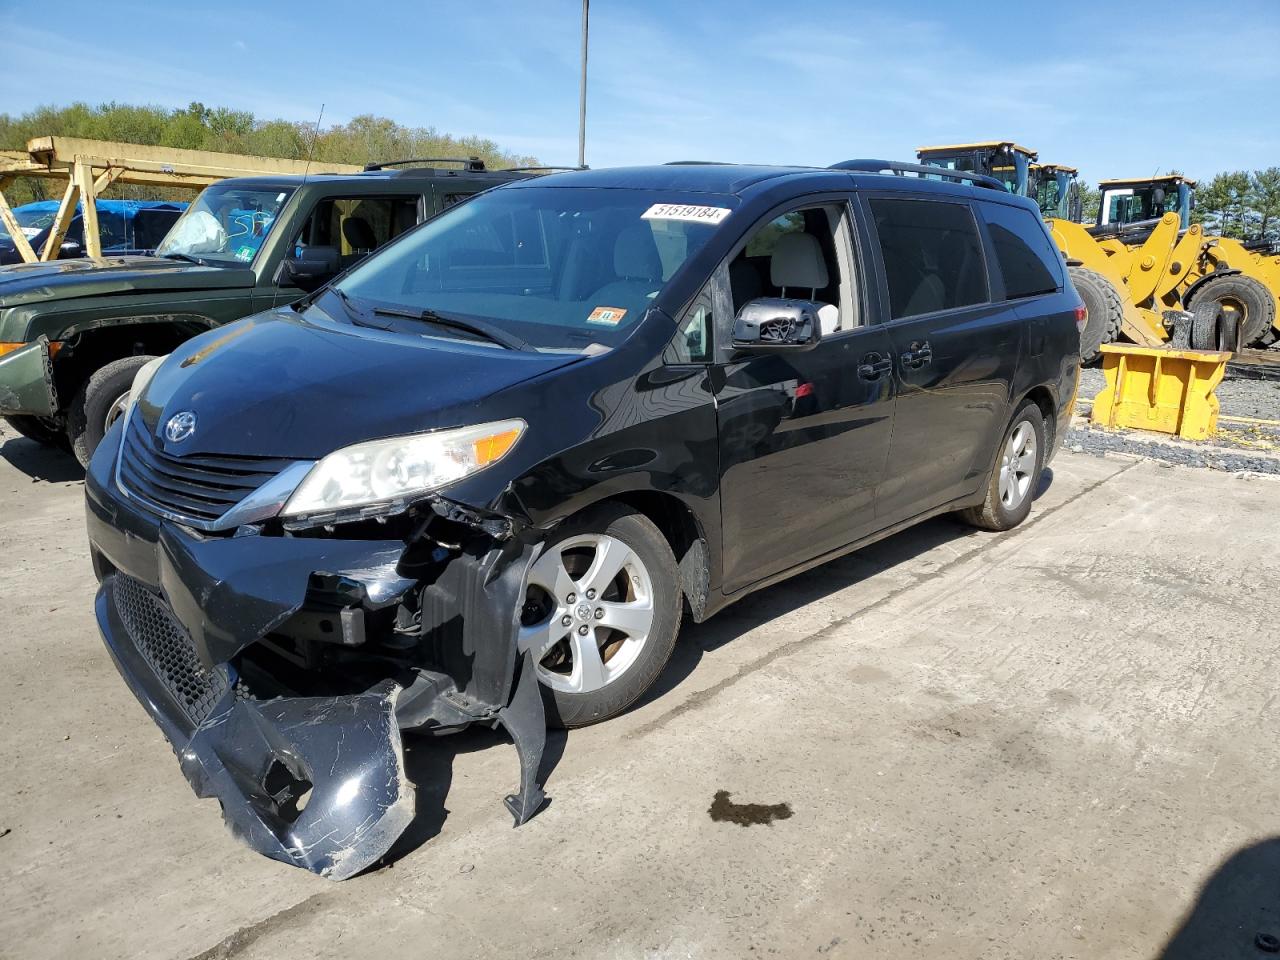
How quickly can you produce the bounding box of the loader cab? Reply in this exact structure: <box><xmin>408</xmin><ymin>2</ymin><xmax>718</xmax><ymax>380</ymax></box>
<box><xmin>916</xmin><ymin>141</ymin><xmax>1034</xmax><ymax>197</ymax></box>
<box><xmin>1031</xmin><ymin>164</ymin><xmax>1082</xmax><ymax>222</ymax></box>
<box><xmin>1098</xmin><ymin>176</ymin><xmax>1195</xmax><ymax>230</ymax></box>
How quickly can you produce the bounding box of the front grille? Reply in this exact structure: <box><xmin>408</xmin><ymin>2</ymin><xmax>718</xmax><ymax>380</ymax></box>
<box><xmin>118</xmin><ymin>414</ymin><xmax>294</xmax><ymax>527</ymax></box>
<box><xmin>112</xmin><ymin>574</ymin><xmax>228</xmax><ymax>725</ymax></box>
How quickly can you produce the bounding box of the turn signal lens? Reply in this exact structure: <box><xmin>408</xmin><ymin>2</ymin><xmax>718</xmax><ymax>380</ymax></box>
<box><xmin>474</xmin><ymin>427</ymin><xmax>521</xmax><ymax>466</ymax></box>
<box><xmin>0</xmin><ymin>341</ymin><xmax>61</xmax><ymax>358</ymax></box>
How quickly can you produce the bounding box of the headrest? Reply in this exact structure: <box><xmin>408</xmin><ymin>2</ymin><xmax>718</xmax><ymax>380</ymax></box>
<box><xmin>770</xmin><ymin>232</ymin><xmax>828</xmax><ymax>290</ymax></box>
<box><xmin>342</xmin><ymin>217</ymin><xmax>377</xmax><ymax>251</ymax></box>
<box><xmin>613</xmin><ymin>223</ymin><xmax>663</xmax><ymax>281</ymax></box>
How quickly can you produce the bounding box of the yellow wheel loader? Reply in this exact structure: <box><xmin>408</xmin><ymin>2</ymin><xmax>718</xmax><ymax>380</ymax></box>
<box><xmin>917</xmin><ymin>142</ymin><xmax>1186</xmax><ymax>362</ymax></box>
<box><xmin>1098</xmin><ymin>177</ymin><xmax>1279</xmax><ymax>348</ymax></box>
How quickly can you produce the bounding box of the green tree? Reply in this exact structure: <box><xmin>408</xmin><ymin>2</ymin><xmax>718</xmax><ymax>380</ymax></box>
<box><xmin>1078</xmin><ymin>180</ymin><xmax>1100</xmax><ymax>224</ymax></box>
<box><xmin>0</xmin><ymin>101</ymin><xmax>537</xmax><ymax>206</ymax></box>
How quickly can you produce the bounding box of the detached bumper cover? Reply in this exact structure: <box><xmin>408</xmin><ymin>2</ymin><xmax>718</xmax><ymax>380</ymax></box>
<box><xmin>97</xmin><ymin>573</ymin><xmax>415</xmax><ymax>880</ymax></box>
<box><xmin>87</xmin><ymin>432</ymin><xmax>549</xmax><ymax>879</ymax></box>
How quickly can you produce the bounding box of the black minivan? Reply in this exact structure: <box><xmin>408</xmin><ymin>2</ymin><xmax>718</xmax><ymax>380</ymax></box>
<box><xmin>84</xmin><ymin>160</ymin><xmax>1082</xmax><ymax>878</ymax></box>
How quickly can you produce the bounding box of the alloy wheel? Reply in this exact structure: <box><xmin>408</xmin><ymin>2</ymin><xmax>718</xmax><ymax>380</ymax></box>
<box><xmin>519</xmin><ymin>533</ymin><xmax>655</xmax><ymax>694</ymax></box>
<box><xmin>999</xmin><ymin>420</ymin><xmax>1037</xmax><ymax>509</ymax></box>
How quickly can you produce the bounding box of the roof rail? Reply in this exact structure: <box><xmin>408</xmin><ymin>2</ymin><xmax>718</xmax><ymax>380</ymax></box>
<box><xmin>498</xmin><ymin>165</ymin><xmax>589</xmax><ymax>173</ymax></box>
<box><xmin>663</xmin><ymin>160</ymin><xmax>735</xmax><ymax>165</ymax></box>
<box><xmin>364</xmin><ymin>157</ymin><xmax>487</xmax><ymax>172</ymax></box>
<box><xmin>830</xmin><ymin>159</ymin><xmax>1005</xmax><ymax>192</ymax></box>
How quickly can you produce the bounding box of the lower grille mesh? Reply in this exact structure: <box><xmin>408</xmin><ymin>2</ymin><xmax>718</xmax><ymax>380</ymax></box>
<box><xmin>112</xmin><ymin>574</ymin><xmax>228</xmax><ymax>725</ymax></box>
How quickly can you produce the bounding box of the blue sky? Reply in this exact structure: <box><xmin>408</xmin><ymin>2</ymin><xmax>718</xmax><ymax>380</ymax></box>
<box><xmin>2</xmin><ymin>0</ymin><xmax>1277</xmax><ymax>183</ymax></box>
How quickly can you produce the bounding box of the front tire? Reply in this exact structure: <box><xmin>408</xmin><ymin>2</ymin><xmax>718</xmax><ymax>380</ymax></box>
<box><xmin>519</xmin><ymin>504</ymin><xmax>682</xmax><ymax>728</ymax></box>
<box><xmin>1070</xmin><ymin>266</ymin><xmax>1123</xmax><ymax>364</ymax></box>
<box><xmin>67</xmin><ymin>355</ymin><xmax>155</xmax><ymax>466</ymax></box>
<box><xmin>958</xmin><ymin>400</ymin><xmax>1045</xmax><ymax>532</ymax></box>
<box><xmin>2</xmin><ymin>414</ymin><xmax>69</xmax><ymax>450</ymax></box>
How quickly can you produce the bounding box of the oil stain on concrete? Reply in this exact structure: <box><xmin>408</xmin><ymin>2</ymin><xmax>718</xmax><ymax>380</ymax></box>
<box><xmin>708</xmin><ymin>790</ymin><xmax>793</xmax><ymax>826</ymax></box>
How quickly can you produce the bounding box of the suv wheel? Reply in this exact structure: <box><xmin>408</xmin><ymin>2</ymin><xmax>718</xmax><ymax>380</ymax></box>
<box><xmin>959</xmin><ymin>400</ymin><xmax>1046</xmax><ymax>532</ymax></box>
<box><xmin>2</xmin><ymin>414</ymin><xmax>69</xmax><ymax>450</ymax></box>
<box><xmin>519</xmin><ymin>504</ymin><xmax>681</xmax><ymax>728</ymax></box>
<box><xmin>68</xmin><ymin>355</ymin><xmax>156</xmax><ymax>467</ymax></box>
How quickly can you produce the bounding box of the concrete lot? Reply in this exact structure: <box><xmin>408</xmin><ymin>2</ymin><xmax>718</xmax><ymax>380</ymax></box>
<box><xmin>2</xmin><ymin>422</ymin><xmax>1278</xmax><ymax>960</ymax></box>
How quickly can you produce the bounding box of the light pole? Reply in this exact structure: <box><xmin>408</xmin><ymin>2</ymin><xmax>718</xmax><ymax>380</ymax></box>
<box><xmin>578</xmin><ymin>0</ymin><xmax>589</xmax><ymax>168</ymax></box>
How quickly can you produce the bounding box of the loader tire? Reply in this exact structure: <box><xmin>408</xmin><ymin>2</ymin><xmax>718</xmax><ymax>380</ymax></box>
<box><xmin>1070</xmin><ymin>266</ymin><xmax>1123</xmax><ymax>364</ymax></box>
<box><xmin>1189</xmin><ymin>300</ymin><xmax>1224</xmax><ymax>351</ymax></box>
<box><xmin>1186</xmin><ymin>273</ymin><xmax>1275</xmax><ymax>347</ymax></box>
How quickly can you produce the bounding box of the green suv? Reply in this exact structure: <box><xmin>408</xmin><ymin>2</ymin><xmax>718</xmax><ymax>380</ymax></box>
<box><xmin>0</xmin><ymin>161</ymin><xmax>531</xmax><ymax>464</ymax></box>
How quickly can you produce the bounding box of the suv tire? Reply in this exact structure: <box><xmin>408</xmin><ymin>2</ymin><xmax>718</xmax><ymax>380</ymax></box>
<box><xmin>2</xmin><ymin>414</ymin><xmax>69</xmax><ymax>450</ymax></box>
<box><xmin>959</xmin><ymin>400</ymin><xmax>1046</xmax><ymax>532</ymax></box>
<box><xmin>521</xmin><ymin>504</ymin><xmax>682</xmax><ymax>729</ymax></box>
<box><xmin>68</xmin><ymin>355</ymin><xmax>155</xmax><ymax>467</ymax></box>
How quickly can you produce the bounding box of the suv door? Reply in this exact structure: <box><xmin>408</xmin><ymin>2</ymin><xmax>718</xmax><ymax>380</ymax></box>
<box><xmin>714</xmin><ymin>198</ymin><xmax>897</xmax><ymax>594</ymax></box>
<box><xmin>862</xmin><ymin>193</ymin><xmax>1023</xmax><ymax>524</ymax></box>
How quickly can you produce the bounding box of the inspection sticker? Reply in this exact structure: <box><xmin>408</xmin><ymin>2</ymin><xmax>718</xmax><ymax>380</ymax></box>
<box><xmin>587</xmin><ymin>306</ymin><xmax>627</xmax><ymax>326</ymax></box>
<box><xmin>641</xmin><ymin>203</ymin><xmax>731</xmax><ymax>224</ymax></box>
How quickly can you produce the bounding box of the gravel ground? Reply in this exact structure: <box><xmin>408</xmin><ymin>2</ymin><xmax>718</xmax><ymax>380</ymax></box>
<box><xmin>1072</xmin><ymin>365</ymin><xmax>1280</xmax><ymax>475</ymax></box>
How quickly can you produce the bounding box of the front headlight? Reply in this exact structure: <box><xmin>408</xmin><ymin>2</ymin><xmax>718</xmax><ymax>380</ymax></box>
<box><xmin>122</xmin><ymin>355</ymin><xmax>168</xmax><ymax>421</ymax></box>
<box><xmin>280</xmin><ymin>418</ymin><xmax>525</xmax><ymax>519</ymax></box>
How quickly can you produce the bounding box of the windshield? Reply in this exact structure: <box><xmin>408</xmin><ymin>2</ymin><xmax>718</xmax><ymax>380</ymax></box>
<box><xmin>1101</xmin><ymin>184</ymin><xmax>1184</xmax><ymax>227</ymax></box>
<box><xmin>333</xmin><ymin>186</ymin><xmax>733</xmax><ymax>351</ymax></box>
<box><xmin>155</xmin><ymin>184</ymin><xmax>294</xmax><ymax>264</ymax></box>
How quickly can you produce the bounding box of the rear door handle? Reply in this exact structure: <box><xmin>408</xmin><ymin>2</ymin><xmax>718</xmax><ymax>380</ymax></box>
<box><xmin>857</xmin><ymin>353</ymin><xmax>893</xmax><ymax>379</ymax></box>
<box><xmin>901</xmin><ymin>341</ymin><xmax>933</xmax><ymax>369</ymax></box>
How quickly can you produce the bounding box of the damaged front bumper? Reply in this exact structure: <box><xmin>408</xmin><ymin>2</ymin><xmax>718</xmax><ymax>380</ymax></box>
<box><xmin>85</xmin><ymin>425</ymin><xmax>548</xmax><ymax>880</ymax></box>
<box><xmin>0</xmin><ymin>336</ymin><xmax>58</xmax><ymax>416</ymax></box>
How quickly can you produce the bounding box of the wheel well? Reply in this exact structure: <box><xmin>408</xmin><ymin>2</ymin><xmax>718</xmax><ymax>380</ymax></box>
<box><xmin>53</xmin><ymin>320</ymin><xmax>211</xmax><ymax>409</ymax></box>
<box><xmin>594</xmin><ymin>491</ymin><xmax>710</xmax><ymax>620</ymax></box>
<box><xmin>1021</xmin><ymin>386</ymin><xmax>1057</xmax><ymax>449</ymax></box>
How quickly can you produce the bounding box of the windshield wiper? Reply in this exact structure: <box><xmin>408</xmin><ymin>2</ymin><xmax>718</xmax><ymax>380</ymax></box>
<box><xmin>161</xmin><ymin>252</ymin><xmax>208</xmax><ymax>266</ymax></box>
<box><xmin>331</xmin><ymin>288</ymin><xmax>391</xmax><ymax>329</ymax></box>
<box><xmin>371</xmin><ymin>305</ymin><xmax>530</xmax><ymax>351</ymax></box>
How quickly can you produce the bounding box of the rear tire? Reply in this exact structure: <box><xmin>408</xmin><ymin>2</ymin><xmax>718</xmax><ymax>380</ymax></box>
<box><xmin>519</xmin><ymin>504</ymin><xmax>681</xmax><ymax>729</ymax></box>
<box><xmin>68</xmin><ymin>355</ymin><xmax>155</xmax><ymax>467</ymax></box>
<box><xmin>1069</xmin><ymin>266</ymin><xmax>1123</xmax><ymax>364</ymax></box>
<box><xmin>1186</xmin><ymin>274</ymin><xmax>1275</xmax><ymax>347</ymax></box>
<box><xmin>958</xmin><ymin>400</ymin><xmax>1045</xmax><ymax>533</ymax></box>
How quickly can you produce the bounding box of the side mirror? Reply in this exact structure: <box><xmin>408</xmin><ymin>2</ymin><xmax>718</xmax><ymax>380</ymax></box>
<box><xmin>731</xmin><ymin>298</ymin><xmax>823</xmax><ymax>352</ymax></box>
<box><xmin>273</xmin><ymin>245</ymin><xmax>339</xmax><ymax>292</ymax></box>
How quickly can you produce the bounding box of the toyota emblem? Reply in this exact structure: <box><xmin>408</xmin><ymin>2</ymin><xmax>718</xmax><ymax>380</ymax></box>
<box><xmin>164</xmin><ymin>411</ymin><xmax>197</xmax><ymax>443</ymax></box>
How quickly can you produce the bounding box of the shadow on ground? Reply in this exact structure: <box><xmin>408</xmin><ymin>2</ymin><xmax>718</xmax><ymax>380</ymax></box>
<box><xmin>1158</xmin><ymin>838</ymin><xmax>1280</xmax><ymax>959</ymax></box>
<box><xmin>0</xmin><ymin>436</ymin><xmax>84</xmax><ymax>484</ymax></box>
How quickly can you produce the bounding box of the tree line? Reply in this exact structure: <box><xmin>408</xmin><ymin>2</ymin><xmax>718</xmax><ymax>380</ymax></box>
<box><xmin>0</xmin><ymin>102</ymin><xmax>540</xmax><ymax>205</ymax></box>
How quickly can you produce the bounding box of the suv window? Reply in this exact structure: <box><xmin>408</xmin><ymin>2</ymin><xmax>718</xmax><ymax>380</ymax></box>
<box><xmin>293</xmin><ymin>196</ymin><xmax>419</xmax><ymax>269</ymax></box>
<box><xmin>869</xmin><ymin>198</ymin><xmax>988</xmax><ymax>320</ymax></box>
<box><xmin>981</xmin><ymin>202</ymin><xmax>1061</xmax><ymax>299</ymax></box>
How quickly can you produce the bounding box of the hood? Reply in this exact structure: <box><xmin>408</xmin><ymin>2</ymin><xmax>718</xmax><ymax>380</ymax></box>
<box><xmin>136</xmin><ymin>305</ymin><xmax>584</xmax><ymax>460</ymax></box>
<box><xmin>0</xmin><ymin>255</ymin><xmax>253</xmax><ymax>308</ymax></box>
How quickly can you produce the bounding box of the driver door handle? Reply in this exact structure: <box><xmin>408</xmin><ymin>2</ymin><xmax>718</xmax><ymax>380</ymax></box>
<box><xmin>901</xmin><ymin>340</ymin><xmax>933</xmax><ymax>369</ymax></box>
<box><xmin>857</xmin><ymin>353</ymin><xmax>893</xmax><ymax>380</ymax></box>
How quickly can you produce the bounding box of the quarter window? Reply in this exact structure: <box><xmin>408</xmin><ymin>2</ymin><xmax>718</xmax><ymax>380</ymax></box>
<box><xmin>869</xmin><ymin>198</ymin><xmax>988</xmax><ymax>320</ymax></box>
<box><xmin>981</xmin><ymin>202</ymin><xmax>1062</xmax><ymax>299</ymax></box>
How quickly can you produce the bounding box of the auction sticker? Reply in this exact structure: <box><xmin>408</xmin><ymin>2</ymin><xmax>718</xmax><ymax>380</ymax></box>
<box><xmin>587</xmin><ymin>306</ymin><xmax>627</xmax><ymax>326</ymax></box>
<box><xmin>641</xmin><ymin>203</ymin><xmax>731</xmax><ymax>224</ymax></box>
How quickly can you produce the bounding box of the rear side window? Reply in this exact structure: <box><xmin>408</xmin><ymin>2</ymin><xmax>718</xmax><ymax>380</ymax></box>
<box><xmin>981</xmin><ymin>202</ymin><xmax>1062</xmax><ymax>299</ymax></box>
<box><xmin>868</xmin><ymin>198</ymin><xmax>987</xmax><ymax>320</ymax></box>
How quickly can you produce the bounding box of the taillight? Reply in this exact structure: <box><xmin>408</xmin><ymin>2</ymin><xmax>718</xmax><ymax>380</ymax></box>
<box><xmin>1073</xmin><ymin>304</ymin><xmax>1087</xmax><ymax>333</ymax></box>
